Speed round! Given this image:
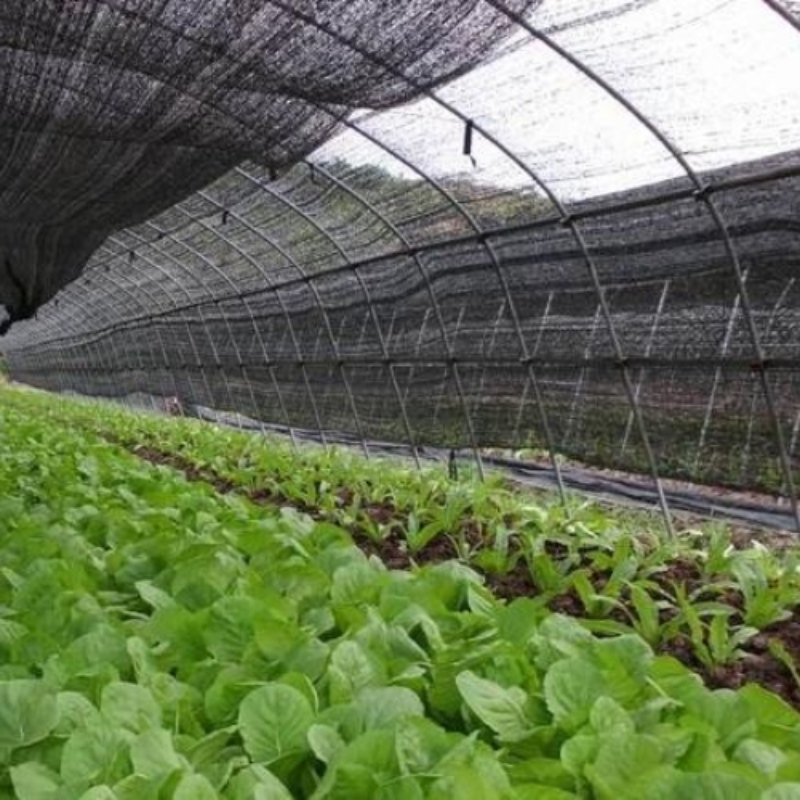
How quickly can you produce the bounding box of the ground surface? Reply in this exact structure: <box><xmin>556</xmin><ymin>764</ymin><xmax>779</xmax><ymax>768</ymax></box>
<box><xmin>3</xmin><ymin>387</ymin><xmax>800</xmax><ymax>799</ymax></box>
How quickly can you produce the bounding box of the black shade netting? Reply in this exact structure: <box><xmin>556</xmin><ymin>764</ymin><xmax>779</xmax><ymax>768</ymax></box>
<box><xmin>3</xmin><ymin>0</ymin><xmax>800</xmax><ymax>501</ymax></box>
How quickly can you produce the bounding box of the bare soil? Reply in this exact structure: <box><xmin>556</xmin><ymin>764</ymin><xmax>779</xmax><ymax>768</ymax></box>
<box><xmin>119</xmin><ymin>437</ymin><xmax>800</xmax><ymax>711</ymax></box>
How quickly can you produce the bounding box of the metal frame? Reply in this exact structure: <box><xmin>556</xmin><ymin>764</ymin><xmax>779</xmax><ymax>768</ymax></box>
<box><xmin>5</xmin><ymin>0</ymin><xmax>799</xmax><ymax>533</ymax></box>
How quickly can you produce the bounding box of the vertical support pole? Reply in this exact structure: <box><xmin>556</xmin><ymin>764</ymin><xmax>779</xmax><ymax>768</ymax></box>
<box><xmin>403</xmin><ymin>307</ymin><xmax>431</xmax><ymax>407</ymax></box>
<box><xmin>151</xmin><ymin>318</ymin><xmax>184</xmax><ymax>414</ymax></box>
<box><xmin>565</xmin><ymin>303</ymin><xmax>602</xmax><ymax>446</ymax></box>
<box><xmin>431</xmin><ymin>303</ymin><xmax>483</xmax><ymax>479</ymax></box>
<box><xmin>479</xmin><ymin>2</ymin><xmax>797</xmax><ymax>531</ymax></box>
<box><xmin>480</xmin><ymin>249</ymin><xmax>568</xmax><ymax>504</ymax></box>
<box><xmin>703</xmin><ymin>198</ymin><xmax>800</xmax><ymax>531</ymax></box>
<box><xmin>286</xmin><ymin>271</ymin><xmax>372</xmax><ymax>459</ymax></box>
<box><xmin>281</xmin><ymin>161</ymin><xmax>486</xmax><ymax>480</ymax></box>
<box><xmin>274</xmin><ymin>286</ymin><xmax>329</xmax><ymax>448</ymax></box>
<box><xmin>790</xmin><ymin>407</ymin><xmax>800</xmax><ymax>462</ymax></box>
<box><xmin>740</xmin><ymin>279</ymin><xmax>793</xmax><ymax>484</ymax></box>
<box><xmin>474</xmin><ymin>299</ymin><xmax>507</xmax><ymax>431</ymax></box>
<box><xmin>196</xmin><ymin>303</ymin><xmax>237</xmax><ymax>418</ymax></box>
<box><xmin>620</xmin><ymin>279</ymin><xmax>670</xmax><ymax>458</ymax></box>
<box><xmin>182</xmin><ymin>314</ymin><xmax>216</xmax><ymax>413</ymax></box>
<box><xmin>431</xmin><ymin>307</ymin><xmax>465</xmax><ymax>431</ymax></box>
<box><xmin>242</xmin><ymin>301</ymin><xmax>300</xmax><ymax>449</ymax></box>
<box><xmin>567</xmin><ymin>218</ymin><xmax>675</xmax><ymax>537</ymax></box>
<box><xmin>512</xmin><ymin>290</ymin><xmax>553</xmax><ymax>444</ymax></box>
<box><xmin>209</xmin><ymin>299</ymin><xmax>250</xmax><ymax>429</ymax></box>
<box><xmin>695</xmin><ymin>272</ymin><xmax>747</xmax><ymax>473</ymax></box>
<box><xmin>352</xmin><ymin>266</ymin><xmax>422</xmax><ymax>468</ymax></box>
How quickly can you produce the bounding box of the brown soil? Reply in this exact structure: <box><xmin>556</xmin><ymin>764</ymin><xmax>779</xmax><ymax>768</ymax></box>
<box><xmin>352</xmin><ymin>529</ymin><xmax>411</xmax><ymax>570</ymax></box>
<box><xmin>485</xmin><ymin>563</ymin><xmax>537</xmax><ymax>600</ymax></box>
<box><xmin>661</xmin><ymin>632</ymin><xmax>800</xmax><ymax>709</ymax></box>
<box><xmin>650</xmin><ymin>557</ymin><xmax>703</xmax><ymax>591</ymax></box>
<box><xmin>548</xmin><ymin>589</ymin><xmax>586</xmax><ymax>617</ymax></box>
<box><xmin>116</xmin><ymin>436</ymin><xmax>800</xmax><ymax>711</ymax></box>
<box><xmin>130</xmin><ymin>445</ymin><xmax>238</xmax><ymax>493</ymax></box>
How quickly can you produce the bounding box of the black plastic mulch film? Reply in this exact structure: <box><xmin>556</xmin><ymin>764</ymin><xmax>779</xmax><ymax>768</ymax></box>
<box><xmin>2</xmin><ymin>1</ymin><xmax>800</xmax><ymax>531</ymax></box>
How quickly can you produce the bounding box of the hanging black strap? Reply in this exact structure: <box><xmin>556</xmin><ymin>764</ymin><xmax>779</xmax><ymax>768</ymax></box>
<box><xmin>463</xmin><ymin>119</ymin><xmax>474</xmax><ymax>156</ymax></box>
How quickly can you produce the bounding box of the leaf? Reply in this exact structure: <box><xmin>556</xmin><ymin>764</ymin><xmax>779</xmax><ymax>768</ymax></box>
<box><xmin>456</xmin><ymin>671</ymin><xmax>534</xmax><ymax>743</ymax></box>
<box><xmin>204</xmin><ymin>666</ymin><xmax>258</xmax><ymax>725</ymax></box>
<box><xmin>173</xmin><ymin>773</ymin><xmax>218</xmax><ymax>799</ymax></box>
<box><xmin>763</xmin><ymin>785</ymin><xmax>800</xmax><ymax>800</ymax></box>
<box><xmin>514</xmin><ymin>788</ymin><xmax>578</xmax><ymax>800</ymax></box>
<box><xmin>226</xmin><ymin>765</ymin><xmax>294</xmax><ymax>800</ymax></box>
<box><xmin>532</xmin><ymin>615</ymin><xmax>594</xmax><ymax>670</ymax></box>
<box><xmin>0</xmin><ymin>680</ymin><xmax>59</xmax><ymax>749</ymax></box>
<box><xmin>308</xmin><ymin>724</ymin><xmax>346</xmax><ymax>765</ymax></box>
<box><xmin>238</xmin><ymin>683</ymin><xmax>315</xmax><ymax>764</ymax></box>
<box><xmin>739</xmin><ymin>684</ymin><xmax>800</xmax><ymax>750</ymax></box>
<box><xmin>55</xmin><ymin>691</ymin><xmax>101</xmax><ymax>735</ymax></box>
<box><xmin>312</xmin><ymin>729</ymin><xmax>399</xmax><ymax>800</ymax></box>
<box><xmin>561</xmin><ymin>733</ymin><xmax>601</xmax><ymax>778</ymax></box>
<box><xmin>100</xmin><ymin>682</ymin><xmax>161</xmax><ymax>733</ymax></box>
<box><xmin>654</xmin><ymin>770</ymin><xmax>763</xmax><ymax>800</ymax></box>
<box><xmin>589</xmin><ymin>697</ymin><xmax>635</xmax><ymax>736</ymax></box>
<box><xmin>61</xmin><ymin>722</ymin><xmax>130</xmax><ymax>786</ymax></box>
<box><xmin>509</xmin><ymin>757</ymin><xmax>576</xmax><ymax>792</ymax></box>
<box><xmin>543</xmin><ymin>659</ymin><xmax>607</xmax><ymax>732</ymax></box>
<box><xmin>277</xmin><ymin>671</ymin><xmax>319</xmax><ymax>713</ymax></box>
<box><xmin>78</xmin><ymin>788</ymin><xmax>119</xmax><ymax>800</ymax></box>
<box><xmin>204</xmin><ymin>596</ymin><xmax>261</xmax><ymax>663</ymax></box>
<box><xmin>734</xmin><ymin>738</ymin><xmax>787</xmax><ymax>778</ymax></box>
<box><xmin>353</xmin><ymin>687</ymin><xmax>424</xmax><ymax>731</ymax></box>
<box><xmin>428</xmin><ymin>743</ymin><xmax>513</xmax><ymax>800</ymax></box>
<box><xmin>135</xmin><ymin>580</ymin><xmax>175</xmax><ymax>611</ymax></box>
<box><xmin>0</xmin><ymin>618</ymin><xmax>28</xmax><ymax>650</ymax></box>
<box><xmin>330</xmin><ymin>562</ymin><xmax>383</xmax><ymax>608</ymax></box>
<box><xmin>395</xmin><ymin>717</ymin><xmax>461</xmax><ymax>775</ymax></box>
<box><xmin>592</xmin><ymin>635</ymin><xmax>652</xmax><ymax>704</ymax></box>
<box><xmin>629</xmin><ymin>584</ymin><xmax>661</xmax><ymax>643</ymax></box>
<box><xmin>328</xmin><ymin>640</ymin><xmax>383</xmax><ymax>703</ymax></box>
<box><xmin>684</xmin><ymin>690</ymin><xmax>757</xmax><ymax>752</ymax></box>
<box><xmin>494</xmin><ymin>598</ymin><xmax>541</xmax><ymax>647</ymax></box>
<box><xmin>9</xmin><ymin>761</ymin><xmax>61</xmax><ymax>800</ymax></box>
<box><xmin>584</xmin><ymin>732</ymin><xmax>667</xmax><ymax>797</ymax></box>
<box><xmin>62</xmin><ymin>624</ymin><xmax>130</xmax><ymax>677</ymax></box>
<box><xmin>110</xmin><ymin>774</ymin><xmax>164</xmax><ymax>800</ymax></box>
<box><xmin>130</xmin><ymin>729</ymin><xmax>183</xmax><ymax>779</ymax></box>
<box><xmin>184</xmin><ymin>726</ymin><xmax>236</xmax><ymax>770</ymax></box>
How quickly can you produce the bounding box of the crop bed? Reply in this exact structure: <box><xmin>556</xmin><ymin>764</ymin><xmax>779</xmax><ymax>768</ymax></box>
<box><xmin>2</xmin><ymin>387</ymin><xmax>800</xmax><ymax>798</ymax></box>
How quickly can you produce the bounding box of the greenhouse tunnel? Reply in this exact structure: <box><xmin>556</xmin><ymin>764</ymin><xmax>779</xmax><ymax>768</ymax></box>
<box><xmin>2</xmin><ymin>0</ymin><xmax>800</xmax><ymax>532</ymax></box>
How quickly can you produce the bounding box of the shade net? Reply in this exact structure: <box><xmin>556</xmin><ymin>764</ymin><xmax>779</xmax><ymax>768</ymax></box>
<box><xmin>2</xmin><ymin>0</ymin><xmax>800</xmax><ymax>506</ymax></box>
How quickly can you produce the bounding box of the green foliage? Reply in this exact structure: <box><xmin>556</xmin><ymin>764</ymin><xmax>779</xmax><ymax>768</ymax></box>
<box><xmin>0</xmin><ymin>388</ymin><xmax>800</xmax><ymax>798</ymax></box>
